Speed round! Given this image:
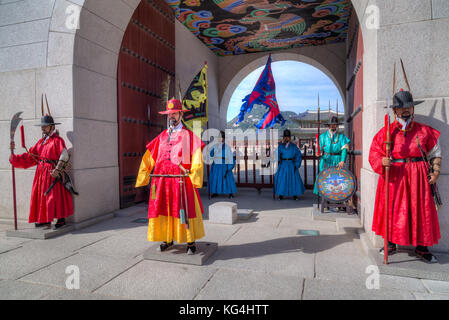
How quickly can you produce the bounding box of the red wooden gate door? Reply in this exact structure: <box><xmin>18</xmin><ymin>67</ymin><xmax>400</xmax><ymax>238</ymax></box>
<box><xmin>117</xmin><ymin>0</ymin><xmax>175</xmax><ymax>208</ymax></box>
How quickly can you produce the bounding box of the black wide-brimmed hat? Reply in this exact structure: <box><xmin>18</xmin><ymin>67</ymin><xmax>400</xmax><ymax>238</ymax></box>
<box><xmin>283</xmin><ymin>129</ymin><xmax>291</xmax><ymax>138</ymax></box>
<box><xmin>390</xmin><ymin>90</ymin><xmax>424</xmax><ymax>109</ymax></box>
<box><xmin>326</xmin><ymin>116</ymin><xmax>343</xmax><ymax>126</ymax></box>
<box><xmin>36</xmin><ymin>94</ymin><xmax>60</xmax><ymax>126</ymax></box>
<box><xmin>35</xmin><ymin>115</ymin><xmax>61</xmax><ymax>127</ymax></box>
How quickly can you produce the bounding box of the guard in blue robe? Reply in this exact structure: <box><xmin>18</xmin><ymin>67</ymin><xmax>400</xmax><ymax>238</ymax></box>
<box><xmin>274</xmin><ymin>130</ymin><xmax>305</xmax><ymax>200</ymax></box>
<box><xmin>209</xmin><ymin>131</ymin><xmax>237</xmax><ymax>198</ymax></box>
<box><xmin>313</xmin><ymin>116</ymin><xmax>351</xmax><ymax>195</ymax></box>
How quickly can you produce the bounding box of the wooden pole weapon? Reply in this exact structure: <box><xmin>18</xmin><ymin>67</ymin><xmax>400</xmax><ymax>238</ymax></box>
<box><xmin>10</xmin><ymin>112</ymin><xmax>23</xmax><ymax>230</ymax></box>
<box><xmin>384</xmin><ymin>102</ymin><xmax>391</xmax><ymax>264</ymax></box>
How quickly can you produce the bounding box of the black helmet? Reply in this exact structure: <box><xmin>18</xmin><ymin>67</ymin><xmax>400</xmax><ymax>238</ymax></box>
<box><xmin>35</xmin><ymin>115</ymin><xmax>61</xmax><ymax>127</ymax></box>
<box><xmin>390</xmin><ymin>90</ymin><xmax>424</xmax><ymax>109</ymax></box>
<box><xmin>326</xmin><ymin>116</ymin><xmax>342</xmax><ymax>126</ymax></box>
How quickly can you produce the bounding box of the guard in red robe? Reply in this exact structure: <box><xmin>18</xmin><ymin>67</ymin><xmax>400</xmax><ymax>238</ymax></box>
<box><xmin>369</xmin><ymin>90</ymin><xmax>442</xmax><ymax>263</ymax></box>
<box><xmin>136</xmin><ymin>99</ymin><xmax>205</xmax><ymax>255</ymax></box>
<box><xmin>9</xmin><ymin>115</ymin><xmax>74</xmax><ymax>229</ymax></box>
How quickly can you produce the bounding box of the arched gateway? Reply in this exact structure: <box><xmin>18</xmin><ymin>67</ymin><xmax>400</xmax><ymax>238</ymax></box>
<box><xmin>1</xmin><ymin>0</ymin><xmax>448</xmax><ymax>251</ymax></box>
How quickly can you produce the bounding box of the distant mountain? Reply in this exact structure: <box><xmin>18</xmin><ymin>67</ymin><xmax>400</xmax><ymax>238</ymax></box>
<box><xmin>226</xmin><ymin>104</ymin><xmax>299</xmax><ymax>131</ymax></box>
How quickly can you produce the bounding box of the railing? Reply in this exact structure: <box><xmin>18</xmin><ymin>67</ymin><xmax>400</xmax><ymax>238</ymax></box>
<box><xmin>206</xmin><ymin>139</ymin><xmax>320</xmax><ymax>192</ymax></box>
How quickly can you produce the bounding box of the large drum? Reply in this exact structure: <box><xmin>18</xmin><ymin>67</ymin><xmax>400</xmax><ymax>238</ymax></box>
<box><xmin>316</xmin><ymin>167</ymin><xmax>356</xmax><ymax>202</ymax></box>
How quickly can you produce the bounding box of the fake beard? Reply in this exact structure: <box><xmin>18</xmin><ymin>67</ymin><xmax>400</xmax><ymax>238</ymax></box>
<box><xmin>397</xmin><ymin>114</ymin><xmax>413</xmax><ymax>130</ymax></box>
<box><xmin>167</xmin><ymin>119</ymin><xmax>177</xmax><ymax>142</ymax></box>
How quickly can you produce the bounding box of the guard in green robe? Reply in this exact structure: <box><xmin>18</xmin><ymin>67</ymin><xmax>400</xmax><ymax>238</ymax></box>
<box><xmin>313</xmin><ymin>116</ymin><xmax>351</xmax><ymax>195</ymax></box>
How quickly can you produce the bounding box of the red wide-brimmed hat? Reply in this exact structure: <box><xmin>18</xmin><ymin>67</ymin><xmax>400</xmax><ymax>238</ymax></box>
<box><xmin>159</xmin><ymin>99</ymin><xmax>188</xmax><ymax>115</ymax></box>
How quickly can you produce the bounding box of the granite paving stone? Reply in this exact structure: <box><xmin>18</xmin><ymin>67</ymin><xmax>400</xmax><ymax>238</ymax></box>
<box><xmin>412</xmin><ymin>292</ymin><xmax>449</xmax><ymax>300</ymax></box>
<box><xmin>422</xmin><ymin>279</ymin><xmax>449</xmax><ymax>295</ymax></box>
<box><xmin>0</xmin><ymin>189</ymin><xmax>447</xmax><ymax>300</ymax></box>
<box><xmin>0</xmin><ymin>280</ymin><xmax>60</xmax><ymax>300</ymax></box>
<box><xmin>205</xmin><ymin>242</ymin><xmax>315</xmax><ymax>278</ymax></box>
<box><xmin>194</xmin><ymin>268</ymin><xmax>304</xmax><ymax>300</ymax></box>
<box><xmin>0</xmin><ymin>245</ymin><xmax>76</xmax><ymax>280</ymax></box>
<box><xmin>303</xmin><ymin>278</ymin><xmax>415</xmax><ymax>300</ymax></box>
<box><xmin>19</xmin><ymin>252</ymin><xmax>141</xmax><ymax>292</ymax></box>
<box><xmin>94</xmin><ymin>260</ymin><xmax>217</xmax><ymax>300</ymax></box>
<box><xmin>77</xmin><ymin>233</ymin><xmax>150</xmax><ymax>259</ymax></box>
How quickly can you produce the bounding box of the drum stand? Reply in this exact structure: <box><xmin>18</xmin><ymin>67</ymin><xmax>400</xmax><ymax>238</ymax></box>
<box><xmin>320</xmin><ymin>197</ymin><xmax>354</xmax><ymax>214</ymax></box>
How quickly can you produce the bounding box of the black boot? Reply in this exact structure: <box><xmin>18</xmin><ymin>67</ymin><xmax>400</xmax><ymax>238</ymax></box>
<box><xmin>229</xmin><ymin>194</ymin><xmax>234</xmax><ymax>199</ymax></box>
<box><xmin>52</xmin><ymin>218</ymin><xmax>66</xmax><ymax>230</ymax></box>
<box><xmin>158</xmin><ymin>241</ymin><xmax>174</xmax><ymax>252</ymax></box>
<box><xmin>415</xmin><ymin>246</ymin><xmax>437</xmax><ymax>263</ymax></box>
<box><xmin>278</xmin><ymin>196</ymin><xmax>284</xmax><ymax>201</ymax></box>
<box><xmin>35</xmin><ymin>222</ymin><xmax>51</xmax><ymax>229</ymax></box>
<box><xmin>186</xmin><ymin>242</ymin><xmax>196</xmax><ymax>255</ymax></box>
<box><xmin>379</xmin><ymin>242</ymin><xmax>397</xmax><ymax>256</ymax></box>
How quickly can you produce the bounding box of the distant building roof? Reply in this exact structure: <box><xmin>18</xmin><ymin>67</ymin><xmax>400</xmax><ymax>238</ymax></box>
<box><xmin>293</xmin><ymin>110</ymin><xmax>344</xmax><ymax>122</ymax></box>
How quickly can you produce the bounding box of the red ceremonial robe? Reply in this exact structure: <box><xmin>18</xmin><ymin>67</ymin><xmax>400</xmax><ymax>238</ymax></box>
<box><xmin>369</xmin><ymin>121</ymin><xmax>441</xmax><ymax>246</ymax></box>
<box><xmin>136</xmin><ymin>126</ymin><xmax>205</xmax><ymax>243</ymax></box>
<box><xmin>9</xmin><ymin>133</ymin><xmax>74</xmax><ymax>224</ymax></box>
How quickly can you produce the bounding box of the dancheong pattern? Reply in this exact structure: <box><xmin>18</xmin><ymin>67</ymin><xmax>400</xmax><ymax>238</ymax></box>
<box><xmin>164</xmin><ymin>0</ymin><xmax>350</xmax><ymax>56</ymax></box>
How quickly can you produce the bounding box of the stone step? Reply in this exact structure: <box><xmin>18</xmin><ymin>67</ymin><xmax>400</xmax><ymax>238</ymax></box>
<box><xmin>367</xmin><ymin>248</ymin><xmax>449</xmax><ymax>282</ymax></box>
<box><xmin>336</xmin><ymin>217</ymin><xmax>363</xmax><ymax>234</ymax></box>
<box><xmin>312</xmin><ymin>204</ymin><xmax>359</xmax><ymax>222</ymax></box>
<box><xmin>6</xmin><ymin>224</ymin><xmax>74</xmax><ymax>240</ymax></box>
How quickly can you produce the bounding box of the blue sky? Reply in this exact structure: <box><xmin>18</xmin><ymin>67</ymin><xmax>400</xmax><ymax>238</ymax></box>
<box><xmin>227</xmin><ymin>60</ymin><xmax>344</xmax><ymax>122</ymax></box>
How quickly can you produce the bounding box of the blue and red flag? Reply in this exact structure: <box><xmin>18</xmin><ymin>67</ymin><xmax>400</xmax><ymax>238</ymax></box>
<box><xmin>235</xmin><ymin>55</ymin><xmax>286</xmax><ymax>129</ymax></box>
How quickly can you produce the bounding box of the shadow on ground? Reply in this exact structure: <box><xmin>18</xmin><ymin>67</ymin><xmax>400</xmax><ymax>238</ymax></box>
<box><xmin>204</xmin><ymin>233</ymin><xmax>358</xmax><ymax>264</ymax></box>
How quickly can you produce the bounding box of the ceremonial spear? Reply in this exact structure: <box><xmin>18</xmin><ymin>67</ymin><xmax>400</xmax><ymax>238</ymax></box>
<box><xmin>384</xmin><ymin>102</ymin><xmax>391</xmax><ymax>264</ymax></box>
<box><xmin>383</xmin><ymin>63</ymin><xmax>396</xmax><ymax>265</ymax></box>
<box><xmin>10</xmin><ymin>112</ymin><xmax>24</xmax><ymax>230</ymax></box>
<box><xmin>316</xmin><ymin>94</ymin><xmax>321</xmax><ymax>207</ymax></box>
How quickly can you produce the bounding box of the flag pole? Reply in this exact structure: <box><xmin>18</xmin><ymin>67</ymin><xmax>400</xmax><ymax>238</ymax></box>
<box><xmin>316</xmin><ymin>93</ymin><xmax>321</xmax><ymax>208</ymax></box>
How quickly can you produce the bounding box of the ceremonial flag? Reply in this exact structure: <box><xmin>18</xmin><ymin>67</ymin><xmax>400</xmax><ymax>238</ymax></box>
<box><xmin>182</xmin><ymin>64</ymin><xmax>208</xmax><ymax>134</ymax></box>
<box><xmin>236</xmin><ymin>55</ymin><xmax>286</xmax><ymax>129</ymax></box>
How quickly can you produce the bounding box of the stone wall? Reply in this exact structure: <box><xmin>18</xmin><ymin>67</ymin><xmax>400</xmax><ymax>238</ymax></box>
<box><xmin>354</xmin><ymin>0</ymin><xmax>449</xmax><ymax>251</ymax></box>
<box><xmin>0</xmin><ymin>0</ymin><xmax>222</xmax><ymax>226</ymax></box>
<box><xmin>0</xmin><ymin>0</ymin><xmax>74</xmax><ymax>223</ymax></box>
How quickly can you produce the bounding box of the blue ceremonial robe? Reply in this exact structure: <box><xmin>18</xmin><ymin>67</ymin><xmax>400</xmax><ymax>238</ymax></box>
<box><xmin>274</xmin><ymin>142</ymin><xmax>305</xmax><ymax>197</ymax></box>
<box><xmin>209</xmin><ymin>143</ymin><xmax>237</xmax><ymax>195</ymax></box>
<box><xmin>313</xmin><ymin>130</ymin><xmax>351</xmax><ymax>195</ymax></box>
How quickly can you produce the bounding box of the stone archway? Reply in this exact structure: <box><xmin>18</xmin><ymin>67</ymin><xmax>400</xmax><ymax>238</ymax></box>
<box><xmin>43</xmin><ymin>0</ymin><xmax>368</xmax><ymax>225</ymax></box>
<box><xmin>42</xmin><ymin>0</ymin><xmax>376</xmax><ymax>229</ymax></box>
<box><xmin>47</xmin><ymin>0</ymin><xmax>142</xmax><ymax>224</ymax></box>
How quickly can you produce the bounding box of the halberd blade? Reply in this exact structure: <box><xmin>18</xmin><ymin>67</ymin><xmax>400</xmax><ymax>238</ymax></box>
<box><xmin>10</xmin><ymin>112</ymin><xmax>23</xmax><ymax>141</ymax></box>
